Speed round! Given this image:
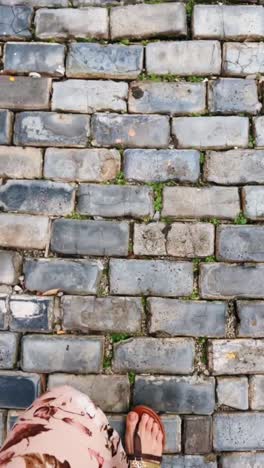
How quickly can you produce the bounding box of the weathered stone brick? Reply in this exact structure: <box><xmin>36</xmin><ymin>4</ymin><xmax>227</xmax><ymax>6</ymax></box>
<box><xmin>163</xmin><ymin>456</ymin><xmax>217</xmax><ymax>468</ymax></box>
<box><xmin>22</xmin><ymin>335</ymin><xmax>104</xmax><ymax>373</ymax></box>
<box><xmin>0</xmin><ymin>410</ymin><xmax>6</xmax><ymax>447</ymax></box>
<box><xmin>7</xmin><ymin>410</ymin><xmax>22</xmax><ymax>432</ymax></box>
<box><xmin>221</xmin><ymin>453</ymin><xmax>264</xmax><ymax>468</ymax></box>
<box><xmin>51</xmin><ymin>219</ymin><xmax>129</xmax><ymax>256</ymax></box>
<box><xmin>133</xmin><ymin>222</ymin><xmax>166</xmax><ymax>256</ymax></box>
<box><xmin>110</xmin><ymin>3</ymin><xmax>186</xmax><ymax>40</ymax></box>
<box><xmin>35</xmin><ymin>8</ymin><xmax>108</xmax><ymax>40</ymax></box>
<box><xmin>10</xmin><ymin>295</ymin><xmax>53</xmax><ymax>333</ymax></box>
<box><xmin>0</xmin><ymin>371</ymin><xmax>41</xmax><ymax>409</ymax></box>
<box><xmin>217</xmin><ymin>377</ymin><xmax>248</xmax><ymax>410</ymax></box>
<box><xmin>209</xmin><ymin>339</ymin><xmax>264</xmax><ymax>374</ymax></box>
<box><xmin>92</xmin><ymin>113</ymin><xmax>169</xmax><ymax>148</ymax></box>
<box><xmin>237</xmin><ymin>300</ymin><xmax>264</xmax><ymax>337</ymax></box>
<box><xmin>128</xmin><ymin>82</ymin><xmax>206</xmax><ymax>115</ymax></box>
<box><xmin>0</xmin><ymin>214</ymin><xmax>49</xmax><ymax>250</ymax></box>
<box><xmin>146</xmin><ymin>41</ymin><xmax>221</xmax><ymax>76</ymax></box>
<box><xmin>0</xmin><ymin>110</ymin><xmax>12</xmax><ymax>145</ymax></box>
<box><xmin>62</xmin><ymin>295</ymin><xmax>142</xmax><ymax>334</ymax></box>
<box><xmin>113</xmin><ymin>338</ymin><xmax>195</xmax><ymax>374</ymax></box>
<box><xmin>73</xmin><ymin>0</ymin><xmax>140</xmax><ymax>4</ymax></box>
<box><xmin>0</xmin><ymin>5</ymin><xmax>33</xmax><ymax>40</ymax></box>
<box><xmin>242</xmin><ymin>186</ymin><xmax>264</xmax><ymax>220</ymax></box>
<box><xmin>193</xmin><ymin>5</ymin><xmax>264</xmax><ymax>40</ymax></box>
<box><xmin>0</xmin><ymin>180</ymin><xmax>75</xmax><ymax>216</ymax></box>
<box><xmin>4</xmin><ymin>42</ymin><xmax>65</xmax><ymax>77</ymax></box>
<box><xmin>44</xmin><ymin>148</ymin><xmax>121</xmax><ymax>182</ymax></box>
<box><xmin>216</xmin><ymin>225</ymin><xmax>264</xmax><ymax>262</ymax></box>
<box><xmin>52</xmin><ymin>80</ymin><xmax>127</xmax><ymax>113</ymax></box>
<box><xmin>149</xmin><ymin>298</ymin><xmax>226</xmax><ymax>337</ymax></box>
<box><xmin>249</xmin><ymin>375</ymin><xmax>264</xmax><ymax>410</ymax></box>
<box><xmin>0</xmin><ymin>147</ymin><xmax>42</xmax><ymax>179</ymax></box>
<box><xmin>124</xmin><ymin>149</ymin><xmax>200</xmax><ymax>183</ymax></box>
<box><xmin>110</xmin><ymin>259</ymin><xmax>193</xmax><ymax>297</ymax></box>
<box><xmin>24</xmin><ymin>258</ymin><xmax>103</xmax><ymax>295</ymax></box>
<box><xmin>14</xmin><ymin>112</ymin><xmax>90</xmax><ymax>147</ymax></box>
<box><xmin>184</xmin><ymin>416</ymin><xmax>212</xmax><ymax>454</ymax></box>
<box><xmin>0</xmin><ymin>0</ymin><xmax>68</xmax><ymax>5</ymax></box>
<box><xmin>208</xmin><ymin>78</ymin><xmax>261</xmax><ymax>115</ymax></box>
<box><xmin>0</xmin><ymin>333</ymin><xmax>18</xmax><ymax>369</ymax></box>
<box><xmin>213</xmin><ymin>413</ymin><xmax>264</xmax><ymax>451</ymax></box>
<box><xmin>254</xmin><ymin>116</ymin><xmax>264</xmax><ymax>147</ymax></box>
<box><xmin>200</xmin><ymin>263</ymin><xmax>264</xmax><ymax>299</ymax></box>
<box><xmin>78</xmin><ymin>184</ymin><xmax>153</xmax><ymax>218</ymax></box>
<box><xmin>133</xmin><ymin>376</ymin><xmax>215</xmax><ymax>414</ymax></box>
<box><xmin>162</xmin><ymin>187</ymin><xmax>240</xmax><ymax>219</ymax></box>
<box><xmin>48</xmin><ymin>374</ymin><xmax>129</xmax><ymax>412</ymax></box>
<box><xmin>0</xmin><ymin>295</ymin><xmax>8</xmax><ymax>330</ymax></box>
<box><xmin>0</xmin><ymin>77</ymin><xmax>51</xmax><ymax>110</ymax></box>
<box><xmin>0</xmin><ymin>250</ymin><xmax>22</xmax><ymax>286</ymax></box>
<box><xmin>66</xmin><ymin>43</ymin><xmax>143</xmax><ymax>80</ymax></box>
<box><xmin>172</xmin><ymin>117</ymin><xmax>249</xmax><ymax>149</ymax></box>
<box><xmin>223</xmin><ymin>42</ymin><xmax>264</xmax><ymax>77</ymax></box>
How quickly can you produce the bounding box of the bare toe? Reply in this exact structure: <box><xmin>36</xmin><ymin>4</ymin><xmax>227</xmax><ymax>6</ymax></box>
<box><xmin>125</xmin><ymin>411</ymin><xmax>139</xmax><ymax>454</ymax></box>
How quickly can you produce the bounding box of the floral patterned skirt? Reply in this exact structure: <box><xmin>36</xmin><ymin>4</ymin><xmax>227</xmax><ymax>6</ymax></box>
<box><xmin>0</xmin><ymin>385</ymin><xmax>129</xmax><ymax>468</ymax></box>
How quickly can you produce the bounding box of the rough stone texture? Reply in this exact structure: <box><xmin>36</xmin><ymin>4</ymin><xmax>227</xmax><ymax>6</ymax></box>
<box><xmin>110</xmin><ymin>259</ymin><xmax>193</xmax><ymax>297</ymax></box>
<box><xmin>0</xmin><ymin>77</ymin><xmax>51</xmax><ymax>110</ymax></box>
<box><xmin>61</xmin><ymin>295</ymin><xmax>142</xmax><ymax>334</ymax></box>
<box><xmin>0</xmin><ymin>296</ymin><xmax>8</xmax><ymax>331</ymax></box>
<box><xmin>217</xmin><ymin>377</ymin><xmax>248</xmax><ymax>410</ymax></box>
<box><xmin>10</xmin><ymin>296</ymin><xmax>53</xmax><ymax>333</ymax></box>
<box><xmin>91</xmin><ymin>113</ymin><xmax>170</xmax><ymax>148</ymax></box>
<box><xmin>184</xmin><ymin>416</ymin><xmax>212</xmax><ymax>454</ymax></box>
<box><xmin>22</xmin><ymin>335</ymin><xmax>104</xmax><ymax>373</ymax></box>
<box><xmin>0</xmin><ymin>333</ymin><xmax>18</xmax><ymax>369</ymax></box>
<box><xmin>249</xmin><ymin>375</ymin><xmax>264</xmax><ymax>410</ymax></box>
<box><xmin>0</xmin><ymin>146</ymin><xmax>42</xmax><ymax>179</ymax></box>
<box><xmin>24</xmin><ymin>258</ymin><xmax>103</xmax><ymax>295</ymax></box>
<box><xmin>0</xmin><ymin>371</ymin><xmax>41</xmax><ymax>409</ymax></box>
<box><xmin>213</xmin><ymin>413</ymin><xmax>264</xmax><ymax>451</ymax></box>
<box><xmin>0</xmin><ymin>214</ymin><xmax>49</xmax><ymax>250</ymax></box>
<box><xmin>124</xmin><ymin>149</ymin><xmax>200</xmax><ymax>183</ymax></box>
<box><xmin>163</xmin><ymin>456</ymin><xmax>217</xmax><ymax>468</ymax></box>
<box><xmin>0</xmin><ymin>410</ymin><xmax>6</xmax><ymax>447</ymax></box>
<box><xmin>66</xmin><ymin>43</ymin><xmax>143</xmax><ymax>80</ymax></box>
<box><xmin>110</xmin><ymin>3</ymin><xmax>187</xmax><ymax>40</ymax></box>
<box><xmin>172</xmin><ymin>117</ymin><xmax>249</xmax><ymax>149</ymax></box>
<box><xmin>0</xmin><ymin>5</ymin><xmax>33</xmax><ymax>41</ymax></box>
<box><xmin>0</xmin><ymin>0</ymin><xmax>68</xmax><ymax>5</ymax></box>
<box><xmin>223</xmin><ymin>42</ymin><xmax>264</xmax><ymax>77</ymax></box>
<box><xmin>221</xmin><ymin>453</ymin><xmax>264</xmax><ymax>468</ymax></box>
<box><xmin>4</xmin><ymin>42</ymin><xmax>66</xmax><ymax>77</ymax></box>
<box><xmin>14</xmin><ymin>112</ymin><xmax>90</xmax><ymax>147</ymax></box>
<box><xmin>44</xmin><ymin>148</ymin><xmax>121</xmax><ymax>182</ymax></box>
<box><xmin>209</xmin><ymin>339</ymin><xmax>264</xmax><ymax>375</ymax></box>
<box><xmin>162</xmin><ymin>187</ymin><xmax>240</xmax><ymax>219</ymax></box>
<box><xmin>0</xmin><ymin>250</ymin><xmax>22</xmax><ymax>286</ymax></box>
<box><xmin>242</xmin><ymin>186</ymin><xmax>264</xmax><ymax>220</ymax></box>
<box><xmin>146</xmin><ymin>41</ymin><xmax>221</xmax><ymax>76</ymax></box>
<box><xmin>7</xmin><ymin>410</ymin><xmax>22</xmax><ymax>432</ymax></box>
<box><xmin>208</xmin><ymin>79</ymin><xmax>261</xmax><ymax>115</ymax></box>
<box><xmin>149</xmin><ymin>298</ymin><xmax>226</xmax><ymax>337</ymax></box>
<box><xmin>52</xmin><ymin>80</ymin><xmax>127</xmax><ymax>113</ymax></box>
<box><xmin>254</xmin><ymin>117</ymin><xmax>264</xmax><ymax>147</ymax></box>
<box><xmin>237</xmin><ymin>301</ymin><xmax>264</xmax><ymax>337</ymax></box>
<box><xmin>113</xmin><ymin>337</ymin><xmax>195</xmax><ymax>374</ymax></box>
<box><xmin>0</xmin><ymin>110</ymin><xmax>12</xmax><ymax>145</ymax></box>
<box><xmin>216</xmin><ymin>225</ymin><xmax>264</xmax><ymax>262</ymax></box>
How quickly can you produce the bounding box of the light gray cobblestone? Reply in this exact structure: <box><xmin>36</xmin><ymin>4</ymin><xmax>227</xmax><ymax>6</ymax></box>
<box><xmin>237</xmin><ymin>301</ymin><xmax>264</xmax><ymax>338</ymax></box>
<box><xmin>0</xmin><ymin>213</ymin><xmax>49</xmax><ymax>250</ymax></box>
<box><xmin>217</xmin><ymin>377</ymin><xmax>248</xmax><ymax>410</ymax></box>
<box><xmin>0</xmin><ymin>147</ymin><xmax>42</xmax><ymax>179</ymax></box>
<box><xmin>223</xmin><ymin>42</ymin><xmax>264</xmax><ymax>76</ymax></box>
<box><xmin>0</xmin><ymin>5</ymin><xmax>33</xmax><ymax>41</ymax></box>
<box><xmin>208</xmin><ymin>78</ymin><xmax>261</xmax><ymax>115</ymax></box>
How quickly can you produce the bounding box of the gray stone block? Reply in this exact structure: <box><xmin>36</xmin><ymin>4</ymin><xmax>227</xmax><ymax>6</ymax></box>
<box><xmin>149</xmin><ymin>298</ymin><xmax>226</xmax><ymax>337</ymax></box>
<box><xmin>237</xmin><ymin>300</ymin><xmax>264</xmax><ymax>337</ymax></box>
<box><xmin>0</xmin><ymin>295</ymin><xmax>8</xmax><ymax>330</ymax></box>
<box><xmin>221</xmin><ymin>453</ymin><xmax>264</xmax><ymax>468</ymax></box>
<box><xmin>184</xmin><ymin>416</ymin><xmax>212</xmax><ymax>454</ymax></box>
<box><xmin>91</xmin><ymin>113</ymin><xmax>170</xmax><ymax>148</ymax></box>
<box><xmin>162</xmin><ymin>455</ymin><xmax>217</xmax><ymax>468</ymax></box>
<box><xmin>209</xmin><ymin>339</ymin><xmax>264</xmax><ymax>374</ymax></box>
<box><xmin>208</xmin><ymin>78</ymin><xmax>261</xmax><ymax>115</ymax></box>
<box><xmin>0</xmin><ymin>147</ymin><xmax>42</xmax><ymax>179</ymax></box>
<box><xmin>61</xmin><ymin>295</ymin><xmax>142</xmax><ymax>334</ymax></box>
<box><xmin>133</xmin><ymin>222</ymin><xmax>166</xmax><ymax>256</ymax></box>
<box><xmin>113</xmin><ymin>337</ymin><xmax>195</xmax><ymax>374</ymax></box>
<box><xmin>0</xmin><ymin>250</ymin><xmax>22</xmax><ymax>286</ymax></box>
<box><xmin>249</xmin><ymin>375</ymin><xmax>264</xmax><ymax>410</ymax></box>
<box><xmin>223</xmin><ymin>42</ymin><xmax>264</xmax><ymax>77</ymax></box>
<box><xmin>0</xmin><ymin>77</ymin><xmax>51</xmax><ymax>110</ymax></box>
<box><xmin>124</xmin><ymin>149</ymin><xmax>200</xmax><ymax>183</ymax></box>
<box><xmin>0</xmin><ymin>0</ymin><xmax>68</xmax><ymax>5</ymax></box>
<box><xmin>242</xmin><ymin>186</ymin><xmax>264</xmax><ymax>220</ymax></box>
<box><xmin>0</xmin><ymin>110</ymin><xmax>12</xmax><ymax>145</ymax></box>
<box><xmin>24</xmin><ymin>258</ymin><xmax>103</xmax><ymax>295</ymax></box>
<box><xmin>0</xmin><ymin>371</ymin><xmax>41</xmax><ymax>409</ymax></box>
<box><xmin>14</xmin><ymin>111</ymin><xmax>90</xmax><ymax>147</ymax></box>
<box><xmin>0</xmin><ymin>5</ymin><xmax>33</xmax><ymax>40</ymax></box>
<box><xmin>254</xmin><ymin>116</ymin><xmax>264</xmax><ymax>147</ymax></box>
<box><xmin>217</xmin><ymin>377</ymin><xmax>248</xmax><ymax>410</ymax></box>
<box><xmin>78</xmin><ymin>184</ymin><xmax>154</xmax><ymax>218</ymax></box>
<box><xmin>7</xmin><ymin>410</ymin><xmax>22</xmax><ymax>431</ymax></box>
<box><xmin>73</xmin><ymin>0</ymin><xmax>142</xmax><ymax>4</ymax></box>
<box><xmin>110</xmin><ymin>259</ymin><xmax>193</xmax><ymax>297</ymax></box>
<box><xmin>10</xmin><ymin>295</ymin><xmax>53</xmax><ymax>333</ymax></box>
<box><xmin>133</xmin><ymin>375</ymin><xmax>215</xmax><ymax>414</ymax></box>
<box><xmin>4</xmin><ymin>42</ymin><xmax>66</xmax><ymax>77</ymax></box>
<box><xmin>0</xmin><ymin>410</ymin><xmax>6</xmax><ymax>447</ymax></box>
<box><xmin>216</xmin><ymin>225</ymin><xmax>264</xmax><ymax>262</ymax></box>
<box><xmin>0</xmin><ymin>214</ymin><xmax>49</xmax><ymax>250</ymax></box>
<box><xmin>66</xmin><ymin>43</ymin><xmax>143</xmax><ymax>80</ymax></box>
<box><xmin>0</xmin><ymin>332</ymin><xmax>18</xmax><ymax>369</ymax></box>
<box><xmin>213</xmin><ymin>412</ymin><xmax>264</xmax><ymax>451</ymax></box>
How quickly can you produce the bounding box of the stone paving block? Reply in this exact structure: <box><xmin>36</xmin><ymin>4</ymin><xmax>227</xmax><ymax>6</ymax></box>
<box><xmin>172</xmin><ymin>117</ymin><xmax>249</xmax><ymax>149</ymax></box>
<box><xmin>162</xmin><ymin>456</ymin><xmax>217</xmax><ymax>468</ymax></box>
<box><xmin>0</xmin><ymin>0</ymin><xmax>68</xmax><ymax>5</ymax></box>
<box><xmin>110</xmin><ymin>3</ymin><xmax>187</xmax><ymax>40</ymax></box>
<box><xmin>184</xmin><ymin>416</ymin><xmax>212</xmax><ymax>454</ymax></box>
<box><xmin>204</xmin><ymin>149</ymin><xmax>264</xmax><ymax>185</ymax></box>
<box><xmin>254</xmin><ymin>116</ymin><xmax>264</xmax><ymax>147</ymax></box>
<box><xmin>0</xmin><ymin>5</ymin><xmax>33</xmax><ymax>40</ymax></box>
<box><xmin>0</xmin><ymin>250</ymin><xmax>22</xmax><ymax>286</ymax></box>
<box><xmin>216</xmin><ymin>225</ymin><xmax>264</xmax><ymax>262</ymax></box>
<box><xmin>10</xmin><ymin>295</ymin><xmax>53</xmax><ymax>333</ymax></box>
<box><xmin>48</xmin><ymin>374</ymin><xmax>130</xmax><ymax>412</ymax></box>
<box><xmin>249</xmin><ymin>375</ymin><xmax>264</xmax><ymax>410</ymax></box>
<box><xmin>113</xmin><ymin>337</ymin><xmax>195</xmax><ymax>374</ymax></box>
<box><xmin>44</xmin><ymin>148</ymin><xmax>121</xmax><ymax>182</ymax></box>
<box><xmin>51</xmin><ymin>219</ymin><xmax>129</xmax><ymax>256</ymax></box>
<box><xmin>209</xmin><ymin>339</ymin><xmax>264</xmax><ymax>374</ymax></box>
<box><xmin>22</xmin><ymin>335</ymin><xmax>104</xmax><ymax>373</ymax></box>
<box><xmin>91</xmin><ymin>113</ymin><xmax>170</xmax><ymax>148</ymax></box>
<box><xmin>0</xmin><ymin>180</ymin><xmax>75</xmax><ymax>216</ymax></box>
<box><xmin>4</xmin><ymin>42</ymin><xmax>66</xmax><ymax>77</ymax></box>
<box><xmin>221</xmin><ymin>453</ymin><xmax>264</xmax><ymax>468</ymax></box>
<box><xmin>61</xmin><ymin>295</ymin><xmax>142</xmax><ymax>333</ymax></box>
<box><xmin>0</xmin><ymin>295</ymin><xmax>8</xmax><ymax>330</ymax></box>
<box><xmin>0</xmin><ymin>410</ymin><xmax>6</xmax><ymax>447</ymax></box>
<box><xmin>0</xmin><ymin>333</ymin><xmax>18</xmax><ymax>369</ymax></box>
<box><xmin>0</xmin><ymin>110</ymin><xmax>12</xmax><ymax>145</ymax></box>
<box><xmin>242</xmin><ymin>186</ymin><xmax>264</xmax><ymax>220</ymax></box>
<box><xmin>237</xmin><ymin>300</ymin><xmax>264</xmax><ymax>337</ymax></box>
<box><xmin>78</xmin><ymin>184</ymin><xmax>154</xmax><ymax>218</ymax></box>
<box><xmin>149</xmin><ymin>298</ymin><xmax>226</xmax><ymax>337</ymax></box>
<box><xmin>128</xmin><ymin>82</ymin><xmax>206</xmax><ymax>115</ymax></box>
<box><xmin>200</xmin><ymin>263</ymin><xmax>264</xmax><ymax>299</ymax></box>
<box><xmin>0</xmin><ymin>214</ymin><xmax>49</xmax><ymax>250</ymax></box>
<box><xmin>14</xmin><ymin>112</ymin><xmax>90</xmax><ymax>147</ymax></box>
<box><xmin>124</xmin><ymin>149</ymin><xmax>200</xmax><ymax>183</ymax></box>
<box><xmin>133</xmin><ymin>222</ymin><xmax>166</xmax><ymax>256</ymax></box>
<box><xmin>223</xmin><ymin>42</ymin><xmax>264</xmax><ymax>76</ymax></box>
<box><xmin>35</xmin><ymin>8</ymin><xmax>108</xmax><ymax>40</ymax></box>
<box><xmin>73</xmin><ymin>0</ymin><xmax>141</xmax><ymax>4</ymax></box>
<box><xmin>52</xmin><ymin>80</ymin><xmax>127</xmax><ymax>113</ymax></box>
<box><xmin>213</xmin><ymin>412</ymin><xmax>264</xmax><ymax>451</ymax></box>
<box><xmin>0</xmin><ymin>147</ymin><xmax>42</xmax><ymax>179</ymax></box>
<box><xmin>133</xmin><ymin>376</ymin><xmax>215</xmax><ymax>414</ymax></box>
<box><xmin>66</xmin><ymin>43</ymin><xmax>143</xmax><ymax>80</ymax></box>
<box><xmin>24</xmin><ymin>258</ymin><xmax>103</xmax><ymax>295</ymax></box>
<box><xmin>0</xmin><ymin>77</ymin><xmax>51</xmax><ymax>110</ymax></box>
<box><xmin>146</xmin><ymin>41</ymin><xmax>221</xmax><ymax>76</ymax></box>
<box><xmin>0</xmin><ymin>371</ymin><xmax>41</xmax><ymax>409</ymax></box>
<box><xmin>162</xmin><ymin>187</ymin><xmax>240</xmax><ymax>219</ymax></box>
<box><xmin>110</xmin><ymin>259</ymin><xmax>193</xmax><ymax>297</ymax></box>
<box><xmin>208</xmin><ymin>78</ymin><xmax>261</xmax><ymax>115</ymax></box>
<box><xmin>7</xmin><ymin>410</ymin><xmax>22</xmax><ymax>431</ymax></box>
<box><xmin>193</xmin><ymin>5</ymin><xmax>264</xmax><ymax>40</ymax></box>
<box><xmin>217</xmin><ymin>377</ymin><xmax>248</xmax><ymax>410</ymax></box>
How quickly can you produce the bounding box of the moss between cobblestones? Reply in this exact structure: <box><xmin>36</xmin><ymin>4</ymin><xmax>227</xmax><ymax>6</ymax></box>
<box><xmin>234</xmin><ymin>212</ymin><xmax>248</xmax><ymax>225</ymax></box>
<box><xmin>111</xmin><ymin>333</ymin><xmax>131</xmax><ymax>343</ymax></box>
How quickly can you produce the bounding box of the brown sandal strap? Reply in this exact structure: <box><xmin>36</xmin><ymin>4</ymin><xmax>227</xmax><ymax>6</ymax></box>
<box><xmin>128</xmin><ymin>454</ymin><xmax>162</xmax><ymax>463</ymax></box>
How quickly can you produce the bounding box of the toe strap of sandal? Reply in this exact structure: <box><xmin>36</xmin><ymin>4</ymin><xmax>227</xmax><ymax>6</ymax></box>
<box><xmin>128</xmin><ymin>423</ymin><xmax>162</xmax><ymax>468</ymax></box>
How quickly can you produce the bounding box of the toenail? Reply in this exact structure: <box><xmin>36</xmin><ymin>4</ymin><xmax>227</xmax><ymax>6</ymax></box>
<box><xmin>129</xmin><ymin>412</ymin><xmax>137</xmax><ymax>420</ymax></box>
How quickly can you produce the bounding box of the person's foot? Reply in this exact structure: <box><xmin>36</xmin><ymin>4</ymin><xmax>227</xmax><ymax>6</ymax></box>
<box><xmin>125</xmin><ymin>411</ymin><xmax>163</xmax><ymax>458</ymax></box>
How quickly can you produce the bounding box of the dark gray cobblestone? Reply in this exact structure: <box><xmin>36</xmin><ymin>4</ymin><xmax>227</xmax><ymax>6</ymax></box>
<box><xmin>0</xmin><ymin>5</ymin><xmax>33</xmax><ymax>41</ymax></box>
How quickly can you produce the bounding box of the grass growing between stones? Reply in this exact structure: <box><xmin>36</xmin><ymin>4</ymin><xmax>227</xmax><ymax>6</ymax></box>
<box><xmin>114</xmin><ymin>171</ymin><xmax>126</xmax><ymax>185</ymax></box>
<box><xmin>205</xmin><ymin>256</ymin><xmax>217</xmax><ymax>262</ymax></box>
<box><xmin>209</xmin><ymin>218</ymin><xmax>221</xmax><ymax>226</ymax></box>
<box><xmin>138</xmin><ymin>73</ymin><xmax>181</xmax><ymax>83</ymax></box>
<box><xmin>197</xmin><ymin>337</ymin><xmax>208</xmax><ymax>365</ymax></box>
<box><xmin>234</xmin><ymin>212</ymin><xmax>247</xmax><ymax>225</ymax></box>
<box><xmin>65</xmin><ymin>212</ymin><xmax>91</xmax><ymax>220</ymax></box>
<box><xmin>128</xmin><ymin>372</ymin><xmax>136</xmax><ymax>385</ymax></box>
<box><xmin>147</xmin><ymin>182</ymin><xmax>163</xmax><ymax>212</ymax></box>
<box><xmin>111</xmin><ymin>333</ymin><xmax>131</xmax><ymax>343</ymax></box>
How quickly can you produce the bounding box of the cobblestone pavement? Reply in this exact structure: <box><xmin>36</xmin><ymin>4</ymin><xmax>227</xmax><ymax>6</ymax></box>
<box><xmin>0</xmin><ymin>0</ymin><xmax>264</xmax><ymax>466</ymax></box>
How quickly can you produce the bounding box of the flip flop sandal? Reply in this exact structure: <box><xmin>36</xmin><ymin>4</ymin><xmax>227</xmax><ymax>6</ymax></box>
<box><xmin>127</xmin><ymin>405</ymin><xmax>166</xmax><ymax>468</ymax></box>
